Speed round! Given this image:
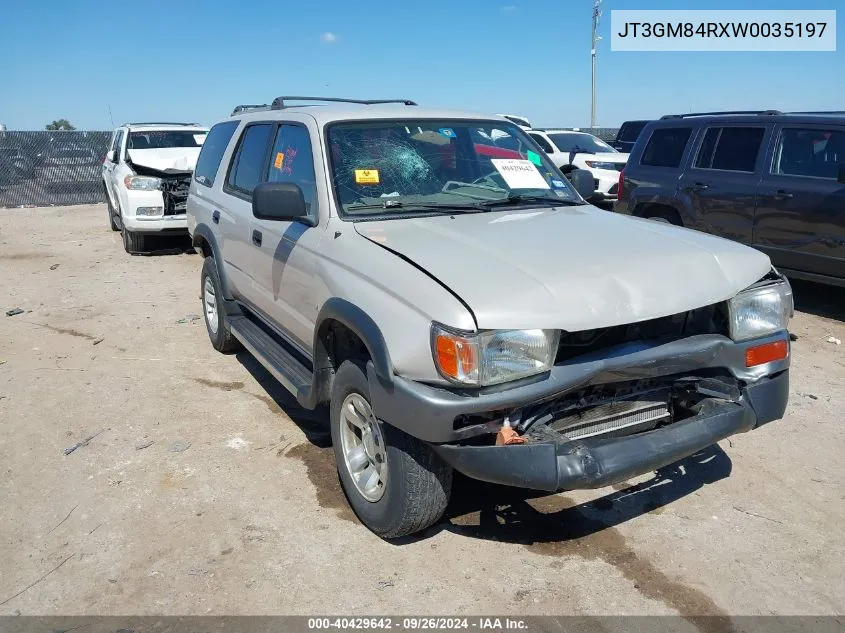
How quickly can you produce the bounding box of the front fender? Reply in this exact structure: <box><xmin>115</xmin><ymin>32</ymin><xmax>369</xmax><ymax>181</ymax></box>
<box><xmin>192</xmin><ymin>223</ymin><xmax>232</xmax><ymax>299</ymax></box>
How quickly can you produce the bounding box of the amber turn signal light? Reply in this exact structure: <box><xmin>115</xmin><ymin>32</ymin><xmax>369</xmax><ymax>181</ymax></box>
<box><xmin>745</xmin><ymin>340</ymin><xmax>788</xmax><ymax>367</ymax></box>
<box><xmin>434</xmin><ymin>332</ymin><xmax>476</xmax><ymax>381</ymax></box>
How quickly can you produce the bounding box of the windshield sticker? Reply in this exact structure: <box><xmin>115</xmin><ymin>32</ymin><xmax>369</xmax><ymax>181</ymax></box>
<box><xmin>490</xmin><ymin>159</ymin><xmax>550</xmax><ymax>190</ymax></box>
<box><xmin>551</xmin><ymin>179</ymin><xmax>566</xmax><ymax>188</ymax></box>
<box><xmin>439</xmin><ymin>128</ymin><xmax>456</xmax><ymax>138</ymax></box>
<box><xmin>526</xmin><ymin>150</ymin><xmax>543</xmax><ymax>166</ymax></box>
<box><xmin>274</xmin><ymin>152</ymin><xmax>285</xmax><ymax>170</ymax></box>
<box><xmin>355</xmin><ymin>169</ymin><xmax>380</xmax><ymax>185</ymax></box>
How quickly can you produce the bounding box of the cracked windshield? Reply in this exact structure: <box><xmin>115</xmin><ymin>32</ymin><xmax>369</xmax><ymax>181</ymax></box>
<box><xmin>327</xmin><ymin>120</ymin><xmax>581</xmax><ymax>216</ymax></box>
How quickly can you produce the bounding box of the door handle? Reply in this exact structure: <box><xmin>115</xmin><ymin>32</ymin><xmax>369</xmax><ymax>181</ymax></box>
<box><xmin>212</xmin><ymin>210</ymin><xmax>220</xmax><ymax>224</ymax></box>
<box><xmin>773</xmin><ymin>190</ymin><xmax>794</xmax><ymax>201</ymax></box>
<box><xmin>691</xmin><ymin>182</ymin><xmax>709</xmax><ymax>191</ymax></box>
<box><xmin>252</xmin><ymin>230</ymin><xmax>263</xmax><ymax>247</ymax></box>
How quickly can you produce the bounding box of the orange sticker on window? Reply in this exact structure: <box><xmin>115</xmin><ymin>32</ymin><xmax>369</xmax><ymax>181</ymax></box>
<box><xmin>273</xmin><ymin>152</ymin><xmax>285</xmax><ymax>169</ymax></box>
<box><xmin>355</xmin><ymin>169</ymin><xmax>380</xmax><ymax>184</ymax></box>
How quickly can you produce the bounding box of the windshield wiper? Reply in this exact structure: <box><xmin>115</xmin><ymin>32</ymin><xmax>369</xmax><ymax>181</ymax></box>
<box><xmin>477</xmin><ymin>193</ymin><xmax>583</xmax><ymax>208</ymax></box>
<box><xmin>345</xmin><ymin>200</ymin><xmax>486</xmax><ymax>214</ymax></box>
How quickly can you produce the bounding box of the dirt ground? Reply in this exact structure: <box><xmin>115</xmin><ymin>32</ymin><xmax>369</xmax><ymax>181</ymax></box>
<box><xmin>1</xmin><ymin>204</ymin><xmax>843</xmax><ymax>618</ymax></box>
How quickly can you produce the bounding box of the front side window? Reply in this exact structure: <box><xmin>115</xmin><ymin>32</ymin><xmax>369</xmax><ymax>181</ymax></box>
<box><xmin>195</xmin><ymin>121</ymin><xmax>239</xmax><ymax>187</ymax></box>
<box><xmin>226</xmin><ymin>124</ymin><xmax>273</xmax><ymax>195</ymax></box>
<box><xmin>640</xmin><ymin>127</ymin><xmax>693</xmax><ymax>168</ymax></box>
<box><xmin>326</xmin><ymin>119</ymin><xmax>582</xmax><ymax>218</ymax></box>
<box><xmin>267</xmin><ymin>125</ymin><xmax>318</xmax><ymax>216</ymax></box>
<box><xmin>694</xmin><ymin>127</ymin><xmax>765</xmax><ymax>172</ymax></box>
<box><xmin>774</xmin><ymin>127</ymin><xmax>845</xmax><ymax>179</ymax></box>
<box><xmin>548</xmin><ymin>133</ymin><xmax>616</xmax><ymax>154</ymax></box>
<box><xmin>127</xmin><ymin>130</ymin><xmax>207</xmax><ymax>150</ymax></box>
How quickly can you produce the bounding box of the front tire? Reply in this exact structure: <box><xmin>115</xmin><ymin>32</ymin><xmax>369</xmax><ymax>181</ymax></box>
<box><xmin>330</xmin><ymin>360</ymin><xmax>452</xmax><ymax>538</ymax></box>
<box><xmin>122</xmin><ymin>225</ymin><xmax>145</xmax><ymax>254</ymax></box>
<box><xmin>201</xmin><ymin>256</ymin><xmax>241</xmax><ymax>353</ymax></box>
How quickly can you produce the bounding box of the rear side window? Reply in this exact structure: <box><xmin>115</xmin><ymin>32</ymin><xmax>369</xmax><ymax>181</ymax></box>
<box><xmin>226</xmin><ymin>123</ymin><xmax>273</xmax><ymax>196</ymax></box>
<box><xmin>267</xmin><ymin>125</ymin><xmax>318</xmax><ymax>216</ymax></box>
<box><xmin>194</xmin><ymin>121</ymin><xmax>238</xmax><ymax>187</ymax></box>
<box><xmin>694</xmin><ymin>127</ymin><xmax>765</xmax><ymax>172</ymax></box>
<box><xmin>640</xmin><ymin>127</ymin><xmax>692</xmax><ymax>168</ymax></box>
<box><xmin>774</xmin><ymin>127</ymin><xmax>845</xmax><ymax>179</ymax></box>
<box><xmin>618</xmin><ymin>121</ymin><xmax>647</xmax><ymax>142</ymax></box>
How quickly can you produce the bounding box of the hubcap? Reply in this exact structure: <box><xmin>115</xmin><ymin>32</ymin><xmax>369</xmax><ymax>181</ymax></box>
<box><xmin>203</xmin><ymin>276</ymin><xmax>218</xmax><ymax>334</ymax></box>
<box><xmin>339</xmin><ymin>393</ymin><xmax>387</xmax><ymax>502</ymax></box>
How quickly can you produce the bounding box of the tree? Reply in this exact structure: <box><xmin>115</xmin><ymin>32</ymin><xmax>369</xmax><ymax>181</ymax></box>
<box><xmin>45</xmin><ymin>119</ymin><xmax>76</xmax><ymax>131</ymax></box>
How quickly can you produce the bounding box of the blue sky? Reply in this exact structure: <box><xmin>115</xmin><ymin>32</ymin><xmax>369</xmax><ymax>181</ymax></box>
<box><xmin>0</xmin><ymin>0</ymin><xmax>841</xmax><ymax>130</ymax></box>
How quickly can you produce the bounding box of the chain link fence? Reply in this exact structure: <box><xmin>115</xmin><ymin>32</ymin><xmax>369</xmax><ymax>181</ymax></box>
<box><xmin>0</xmin><ymin>128</ymin><xmax>621</xmax><ymax>209</ymax></box>
<box><xmin>0</xmin><ymin>131</ymin><xmax>111</xmax><ymax>208</ymax></box>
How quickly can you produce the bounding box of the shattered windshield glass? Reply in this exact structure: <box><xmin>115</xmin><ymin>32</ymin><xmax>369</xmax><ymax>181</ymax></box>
<box><xmin>326</xmin><ymin>120</ymin><xmax>581</xmax><ymax>217</ymax></box>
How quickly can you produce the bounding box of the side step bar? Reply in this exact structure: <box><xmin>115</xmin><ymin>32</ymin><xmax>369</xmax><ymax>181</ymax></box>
<box><xmin>228</xmin><ymin>315</ymin><xmax>315</xmax><ymax>407</ymax></box>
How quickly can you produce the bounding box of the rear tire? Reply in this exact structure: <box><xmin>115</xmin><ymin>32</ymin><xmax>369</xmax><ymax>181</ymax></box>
<box><xmin>201</xmin><ymin>256</ymin><xmax>241</xmax><ymax>353</ymax></box>
<box><xmin>330</xmin><ymin>360</ymin><xmax>452</xmax><ymax>538</ymax></box>
<box><xmin>644</xmin><ymin>209</ymin><xmax>682</xmax><ymax>226</ymax></box>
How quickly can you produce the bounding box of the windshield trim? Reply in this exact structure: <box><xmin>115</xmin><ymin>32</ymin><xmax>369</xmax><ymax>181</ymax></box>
<box><xmin>322</xmin><ymin>117</ymin><xmax>583</xmax><ymax>221</ymax></box>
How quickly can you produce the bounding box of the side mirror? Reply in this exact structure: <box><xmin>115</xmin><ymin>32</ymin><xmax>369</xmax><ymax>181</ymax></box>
<box><xmin>106</xmin><ymin>150</ymin><xmax>116</xmax><ymax>163</ymax></box>
<box><xmin>253</xmin><ymin>182</ymin><xmax>314</xmax><ymax>225</ymax></box>
<box><xmin>567</xmin><ymin>168</ymin><xmax>596</xmax><ymax>200</ymax></box>
<box><xmin>838</xmin><ymin>164</ymin><xmax>845</xmax><ymax>185</ymax></box>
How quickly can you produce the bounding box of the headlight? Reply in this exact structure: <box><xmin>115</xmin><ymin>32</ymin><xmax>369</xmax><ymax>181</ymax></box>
<box><xmin>431</xmin><ymin>323</ymin><xmax>559</xmax><ymax>386</ymax></box>
<box><xmin>728</xmin><ymin>279</ymin><xmax>793</xmax><ymax>341</ymax></box>
<box><xmin>124</xmin><ymin>175</ymin><xmax>161</xmax><ymax>190</ymax></box>
<box><xmin>585</xmin><ymin>161</ymin><xmax>619</xmax><ymax>170</ymax></box>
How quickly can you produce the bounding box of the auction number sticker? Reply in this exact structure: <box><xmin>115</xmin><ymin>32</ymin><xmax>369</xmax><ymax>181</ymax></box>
<box><xmin>490</xmin><ymin>159</ymin><xmax>550</xmax><ymax>190</ymax></box>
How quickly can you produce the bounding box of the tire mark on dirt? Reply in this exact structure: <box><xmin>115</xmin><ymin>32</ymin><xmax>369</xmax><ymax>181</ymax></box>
<box><xmin>192</xmin><ymin>378</ymin><xmax>245</xmax><ymax>391</ymax></box>
<box><xmin>451</xmin><ymin>489</ymin><xmax>734</xmax><ymax>633</ymax></box>
<box><xmin>28</xmin><ymin>322</ymin><xmax>97</xmax><ymax>341</ymax></box>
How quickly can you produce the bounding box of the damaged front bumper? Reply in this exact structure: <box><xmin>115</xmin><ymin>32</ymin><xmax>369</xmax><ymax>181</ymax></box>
<box><xmin>368</xmin><ymin>332</ymin><xmax>790</xmax><ymax>491</ymax></box>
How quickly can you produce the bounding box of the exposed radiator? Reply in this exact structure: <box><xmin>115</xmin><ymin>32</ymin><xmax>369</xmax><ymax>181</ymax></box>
<box><xmin>550</xmin><ymin>398</ymin><xmax>671</xmax><ymax>440</ymax></box>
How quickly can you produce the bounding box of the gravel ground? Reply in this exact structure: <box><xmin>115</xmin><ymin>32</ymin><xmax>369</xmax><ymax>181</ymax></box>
<box><xmin>0</xmin><ymin>204</ymin><xmax>843</xmax><ymax>619</ymax></box>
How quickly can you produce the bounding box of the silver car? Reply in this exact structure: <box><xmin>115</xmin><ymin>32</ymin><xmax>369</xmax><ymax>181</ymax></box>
<box><xmin>187</xmin><ymin>96</ymin><xmax>793</xmax><ymax>538</ymax></box>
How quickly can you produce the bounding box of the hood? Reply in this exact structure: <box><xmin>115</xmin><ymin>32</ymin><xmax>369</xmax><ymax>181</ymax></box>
<box><xmin>573</xmin><ymin>152</ymin><xmax>629</xmax><ymax>164</ymax></box>
<box><xmin>354</xmin><ymin>207</ymin><xmax>771</xmax><ymax>331</ymax></box>
<box><xmin>127</xmin><ymin>148</ymin><xmax>201</xmax><ymax>172</ymax></box>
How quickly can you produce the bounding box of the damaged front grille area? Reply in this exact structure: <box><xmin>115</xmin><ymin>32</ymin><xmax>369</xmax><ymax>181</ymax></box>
<box><xmin>548</xmin><ymin>397</ymin><xmax>671</xmax><ymax>440</ymax></box>
<box><xmin>555</xmin><ymin>304</ymin><xmax>729</xmax><ymax>364</ymax></box>
<box><xmin>161</xmin><ymin>175</ymin><xmax>191</xmax><ymax>215</ymax></box>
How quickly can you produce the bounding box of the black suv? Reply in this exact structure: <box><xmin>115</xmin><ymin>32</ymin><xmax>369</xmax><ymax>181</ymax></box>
<box><xmin>615</xmin><ymin>111</ymin><xmax>845</xmax><ymax>287</ymax></box>
<box><xmin>611</xmin><ymin>120</ymin><xmax>651</xmax><ymax>152</ymax></box>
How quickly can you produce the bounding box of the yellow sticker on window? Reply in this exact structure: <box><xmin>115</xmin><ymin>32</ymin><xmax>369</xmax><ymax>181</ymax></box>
<box><xmin>274</xmin><ymin>152</ymin><xmax>285</xmax><ymax>169</ymax></box>
<box><xmin>355</xmin><ymin>169</ymin><xmax>380</xmax><ymax>184</ymax></box>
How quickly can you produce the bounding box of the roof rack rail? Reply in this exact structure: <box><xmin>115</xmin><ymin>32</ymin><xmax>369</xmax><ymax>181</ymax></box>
<box><xmin>660</xmin><ymin>110</ymin><xmax>782</xmax><ymax>120</ymax></box>
<box><xmin>270</xmin><ymin>96</ymin><xmax>417</xmax><ymax>109</ymax></box>
<box><xmin>230</xmin><ymin>104</ymin><xmax>270</xmax><ymax>116</ymax></box>
<box><xmin>786</xmin><ymin>110</ymin><xmax>845</xmax><ymax>115</ymax></box>
<box><xmin>125</xmin><ymin>121</ymin><xmax>203</xmax><ymax>126</ymax></box>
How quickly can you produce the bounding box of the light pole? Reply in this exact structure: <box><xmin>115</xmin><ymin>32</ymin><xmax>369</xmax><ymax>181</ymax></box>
<box><xmin>591</xmin><ymin>0</ymin><xmax>602</xmax><ymax>127</ymax></box>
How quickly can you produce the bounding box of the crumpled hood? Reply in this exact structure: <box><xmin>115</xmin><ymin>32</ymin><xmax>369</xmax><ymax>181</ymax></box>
<box><xmin>354</xmin><ymin>206</ymin><xmax>771</xmax><ymax>331</ymax></box>
<box><xmin>127</xmin><ymin>148</ymin><xmax>201</xmax><ymax>172</ymax></box>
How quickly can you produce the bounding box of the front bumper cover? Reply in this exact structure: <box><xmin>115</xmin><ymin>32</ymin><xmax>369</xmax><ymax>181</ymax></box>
<box><xmin>430</xmin><ymin>369</ymin><xmax>787</xmax><ymax>491</ymax></box>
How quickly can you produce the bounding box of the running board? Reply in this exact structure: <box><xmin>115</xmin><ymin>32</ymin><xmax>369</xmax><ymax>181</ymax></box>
<box><xmin>228</xmin><ymin>315</ymin><xmax>314</xmax><ymax>406</ymax></box>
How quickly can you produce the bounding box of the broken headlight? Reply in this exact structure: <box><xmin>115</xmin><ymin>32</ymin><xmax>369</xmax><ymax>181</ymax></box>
<box><xmin>728</xmin><ymin>279</ymin><xmax>793</xmax><ymax>342</ymax></box>
<box><xmin>431</xmin><ymin>323</ymin><xmax>559</xmax><ymax>386</ymax></box>
<box><xmin>124</xmin><ymin>175</ymin><xmax>161</xmax><ymax>190</ymax></box>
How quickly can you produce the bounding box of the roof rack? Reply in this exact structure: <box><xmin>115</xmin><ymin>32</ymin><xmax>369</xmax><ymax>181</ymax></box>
<box><xmin>125</xmin><ymin>122</ymin><xmax>203</xmax><ymax>127</ymax></box>
<box><xmin>230</xmin><ymin>104</ymin><xmax>270</xmax><ymax>116</ymax></box>
<box><xmin>786</xmin><ymin>110</ymin><xmax>845</xmax><ymax>115</ymax></box>
<box><xmin>270</xmin><ymin>96</ymin><xmax>417</xmax><ymax>109</ymax></box>
<box><xmin>660</xmin><ymin>110</ymin><xmax>782</xmax><ymax>120</ymax></box>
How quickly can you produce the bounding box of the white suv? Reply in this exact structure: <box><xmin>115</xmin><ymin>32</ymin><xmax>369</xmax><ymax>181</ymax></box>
<box><xmin>102</xmin><ymin>123</ymin><xmax>208</xmax><ymax>253</ymax></box>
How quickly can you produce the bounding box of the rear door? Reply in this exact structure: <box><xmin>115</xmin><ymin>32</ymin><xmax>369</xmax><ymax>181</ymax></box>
<box><xmin>249</xmin><ymin>122</ymin><xmax>324</xmax><ymax>351</ymax></box>
<box><xmin>754</xmin><ymin>123</ymin><xmax>845</xmax><ymax>278</ymax></box>
<box><xmin>677</xmin><ymin>125</ymin><xmax>769</xmax><ymax>244</ymax></box>
<box><xmin>103</xmin><ymin>129</ymin><xmax>124</xmax><ymax>204</ymax></box>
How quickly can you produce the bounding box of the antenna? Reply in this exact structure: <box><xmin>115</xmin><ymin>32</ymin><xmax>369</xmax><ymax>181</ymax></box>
<box><xmin>108</xmin><ymin>104</ymin><xmax>115</xmax><ymax>127</ymax></box>
<box><xmin>591</xmin><ymin>0</ymin><xmax>602</xmax><ymax>127</ymax></box>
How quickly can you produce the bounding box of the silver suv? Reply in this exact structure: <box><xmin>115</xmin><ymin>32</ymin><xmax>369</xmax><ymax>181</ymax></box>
<box><xmin>186</xmin><ymin>96</ymin><xmax>793</xmax><ymax>538</ymax></box>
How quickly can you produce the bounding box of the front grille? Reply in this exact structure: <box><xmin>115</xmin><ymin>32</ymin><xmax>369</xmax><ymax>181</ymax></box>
<box><xmin>550</xmin><ymin>397</ymin><xmax>671</xmax><ymax>440</ymax></box>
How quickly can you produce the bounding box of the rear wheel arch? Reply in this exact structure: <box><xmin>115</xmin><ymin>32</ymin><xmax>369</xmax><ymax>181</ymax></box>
<box><xmin>634</xmin><ymin>202</ymin><xmax>684</xmax><ymax>226</ymax></box>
